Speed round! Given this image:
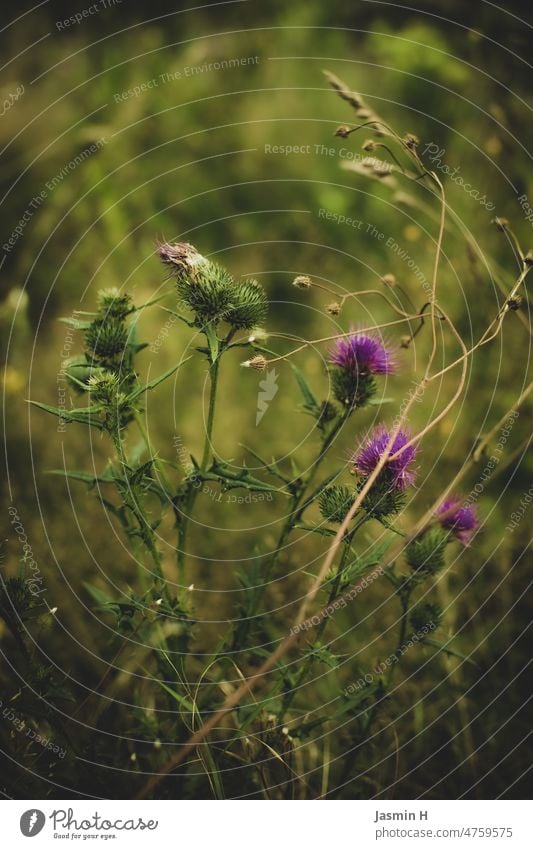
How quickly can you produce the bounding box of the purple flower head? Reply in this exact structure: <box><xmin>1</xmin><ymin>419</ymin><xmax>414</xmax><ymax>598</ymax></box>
<box><xmin>329</xmin><ymin>331</ymin><xmax>394</xmax><ymax>376</ymax></box>
<box><xmin>354</xmin><ymin>425</ymin><xmax>417</xmax><ymax>491</ymax></box>
<box><xmin>435</xmin><ymin>497</ymin><xmax>479</xmax><ymax>546</ymax></box>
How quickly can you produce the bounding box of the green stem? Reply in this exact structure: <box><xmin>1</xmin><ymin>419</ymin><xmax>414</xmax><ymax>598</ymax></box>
<box><xmin>281</xmin><ymin>517</ymin><xmax>366</xmax><ymax>718</ymax></box>
<box><xmin>111</xmin><ymin>428</ymin><xmax>163</xmax><ymax>579</ymax></box>
<box><xmin>177</xmin><ymin>350</ymin><xmax>220</xmax><ymax>587</ymax></box>
<box><xmin>339</xmin><ymin>583</ymin><xmax>411</xmax><ymax>786</ymax></box>
<box><xmin>133</xmin><ymin>409</ymin><xmax>173</xmax><ymax>493</ymax></box>
<box><xmin>262</xmin><ymin>410</ymin><xmax>351</xmax><ymax>584</ymax></box>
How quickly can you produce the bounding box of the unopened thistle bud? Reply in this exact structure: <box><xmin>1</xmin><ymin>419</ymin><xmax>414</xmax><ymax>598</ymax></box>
<box><xmin>410</xmin><ymin>601</ymin><xmax>442</xmax><ymax>633</ymax></box>
<box><xmin>318</xmin><ymin>485</ymin><xmax>356</xmax><ymax>523</ymax></box>
<box><xmin>85</xmin><ymin>318</ymin><xmax>128</xmax><ymax>359</ymax></box>
<box><xmin>293</xmin><ymin>275</ymin><xmax>312</xmax><ymax>289</ymax></box>
<box><xmin>87</xmin><ymin>371</ymin><xmax>119</xmax><ymax>403</ymax></box>
<box><xmin>241</xmin><ymin>355</ymin><xmax>268</xmax><ymax>371</ymax></box>
<box><xmin>97</xmin><ymin>288</ymin><xmax>132</xmax><ymax>319</ymax></box>
<box><xmin>406</xmin><ymin>527</ymin><xmax>448</xmax><ymax>574</ymax></box>
<box><xmin>225</xmin><ymin>278</ymin><xmax>268</xmax><ymax>330</ymax></box>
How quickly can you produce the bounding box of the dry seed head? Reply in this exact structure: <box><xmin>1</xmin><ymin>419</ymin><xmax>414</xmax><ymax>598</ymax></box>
<box><xmin>241</xmin><ymin>355</ymin><xmax>268</xmax><ymax>371</ymax></box>
<box><xmin>381</xmin><ymin>273</ymin><xmax>396</xmax><ymax>287</ymax></box>
<box><xmin>506</xmin><ymin>295</ymin><xmax>523</xmax><ymax>311</ymax></box>
<box><xmin>248</xmin><ymin>328</ymin><xmax>269</xmax><ymax>343</ymax></box>
<box><xmin>491</xmin><ymin>217</ymin><xmax>509</xmax><ymax>231</ymax></box>
<box><xmin>362</xmin><ymin>138</ymin><xmax>376</xmax><ymax>152</ymax></box>
<box><xmin>335</xmin><ymin>125</ymin><xmax>352</xmax><ymax>138</ymax></box>
<box><xmin>404</xmin><ymin>133</ymin><xmax>420</xmax><ymax>149</ymax></box>
<box><xmin>293</xmin><ymin>274</ymin><xmax>312</xmax><ymax>289</ymax></box>
<box><xmin>400</xmin><ymin>335</ymin><xmax>412</xmax><ymax>349</ymax></box>
<box><xmin>524</xmin><ymin>249</ymin><xmax>533</xmax><ymax>267</ymax></box>
<box><xmin>326</xmin><ymin>301</ymin><xmax>341</xmax><ymax>316</ymax></box>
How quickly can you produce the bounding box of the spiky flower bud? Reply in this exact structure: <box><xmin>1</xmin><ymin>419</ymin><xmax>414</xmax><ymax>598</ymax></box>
<box><xmin>331</xmin><ymin>368</ymin><xmax>377</xmax><ymax>408</ymax></box>
<box><xmin>241</xmin><ymin>355</ymin><xmax>268</xmax><ymax>371</ymax></box>
<box><xmin>318</xmin><ymin>486</ymin><xmax>356</xmax><ymax>523</ymax></box>
<box><xmin>97</xmin><ymin>288</ymin><xmax>133</xmax><ymax>319</ymax></box>
<box><xmin>406</xmin><ymin>527</ymin><xmax>448</xmax><ymax>574</ymax></box>
<box><xmin>85</xmin><ymin>318</ymin><xmax>128</xmax><ymax>359</ymax></box>
<box><xmin>326</xmin><ymin>302</ymin><xmax>341</xmax><ymax>316</ymax></box>
<box><xmin>318</xmin><ymin>400</ymin><xmax>337</xmax><ymax>426</ymax></box>
<box><xmin>410</xmin><ymin>601</ymin><xmax>442</xmax><ymax>633</ymax></box>
<box><xmin>176</xmin><ymin>262</ymin><xmax>234</xmax><ymax>323</ymax></box>
<box><xmin>87</xmin><ymin>371</ymin><xmax>119</xmax><ymax>403</ymax></box>
<box><xmin>293</xmin><ymin>275</ymin><xmax>312</xmax><ymax>289</ymax></box>
<box><xmin>359</xmin><ymin>478</ymin><xmax>406</xmax><ymax>520</ymax></box>
<box><xmin>225</xmin><ymin>278</ymin><xmax>268</xmax><ymax>330</ymax></box>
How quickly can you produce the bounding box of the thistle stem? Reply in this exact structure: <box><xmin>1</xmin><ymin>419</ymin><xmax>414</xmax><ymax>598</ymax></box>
<box><xmin>176</xmin><ymin>352</ymin><xmax>220</xmax><ymax>587</ymax></box>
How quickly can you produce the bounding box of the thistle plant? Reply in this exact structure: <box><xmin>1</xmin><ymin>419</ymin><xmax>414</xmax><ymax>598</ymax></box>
<box><xmin>18</xmin><ymin>68</ymin><xmax>530</xmax><ymax>801</ymax></box>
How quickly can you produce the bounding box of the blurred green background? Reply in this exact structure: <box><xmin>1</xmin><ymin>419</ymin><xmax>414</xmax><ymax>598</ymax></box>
<box><xmin>0</xmin><ymin>0</ymin><xmax>531</xmax><ymax>798</ymax></box>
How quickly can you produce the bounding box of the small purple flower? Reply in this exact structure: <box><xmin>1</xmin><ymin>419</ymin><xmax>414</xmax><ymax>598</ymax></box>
<box><xmin>435</xmin><ymin>497</ymin><xmax>479</xmax><ymax>546</ymax></box>
<box><xmin>329</xmin><ymin>331</ymin><xmax>394</xmax><ymax>376</ymax></box>
<box><xmin>354</xmin><ymin>425</ymin><xmax>417</xmax><ymax>490</ymax></box>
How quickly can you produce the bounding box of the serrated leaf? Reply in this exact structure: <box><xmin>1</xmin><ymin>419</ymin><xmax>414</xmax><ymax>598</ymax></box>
<box><xmin>58</xmin><ymin>317</ymin><xmax>92</xmax><ymax>330</ymax></box>
<box><xmin>291</xmin><ymin>363</ymin><xmax>321</xmax><ymax>417</ymax></box>
<box><xmin>129</xmin><ymin>357</ymin><xmax>191</xmax><ymax>400</ymax></box>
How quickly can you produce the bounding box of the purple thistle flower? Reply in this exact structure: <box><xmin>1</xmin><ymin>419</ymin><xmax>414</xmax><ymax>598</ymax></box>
<box><xmin>435</xmin><ymin>497</ymin><xmax>479</xmax><ymax>546</ymax></box>
<box><xmin>329</xmin><ymin>331</ymin><xmax>394</xmax><ymax>376</ymax></box>
<box><xmin>354</xmin><ymin>425</ymin><xmax>417</xmax><ymax>491</ymax></box>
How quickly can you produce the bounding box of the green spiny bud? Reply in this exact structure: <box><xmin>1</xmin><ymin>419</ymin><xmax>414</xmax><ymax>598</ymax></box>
<box><xmin>97</xmin><ymin>288</ymin><xmax>133</xmax><ymax>319</ymax></box>
<box><xmin>318</xmin><ymin>486</ymin><xmax>356</xmax><ymax>523</ymax></box>
<box><xmin>360</xmin><ymin>478</ymin><xmax>406</xmax><ymax>520</ymax></box>
<box><xmin>410</xmin><ymin>601</ymin><xmax>442</xmax><ymax>633</ymax></box>
<box><xmin>176</xmin><ymin>263</ymin><xmax>234</xmax><ymax>324</ymax></box>
<box><xmin>406</xmin><ymin>527</ymin><xmax>449</xmax><ymax>574</ymax></box>
<box><xmin>87</xmin><ymin>371</ymin><xmax>119</xmax><ymax>404</ymax></box>
<box><xmin>85</xmin><ymin>318</ymin><xmax>128</xmax><ymax>359</ymax></box>
<box><xmin>0</xmin><ymin>577</ymin><xmax>42</xmax><ymax>620</ymax></box>
<box><xmin>331</xmin><ymin>369</ymin><xmax>377</xmax><ymax>409</ymax></box>
<box><xmin>225</xmin><ymin>278</ymin><xmax>268</xmax><ymax>330</ymax></box>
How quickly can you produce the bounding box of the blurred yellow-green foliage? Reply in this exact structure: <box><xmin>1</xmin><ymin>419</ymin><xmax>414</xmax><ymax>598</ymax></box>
<box><xmin>0</xmin><ymin>0</ymin><xmax>531</xmax><ymax>798</ymax></box>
